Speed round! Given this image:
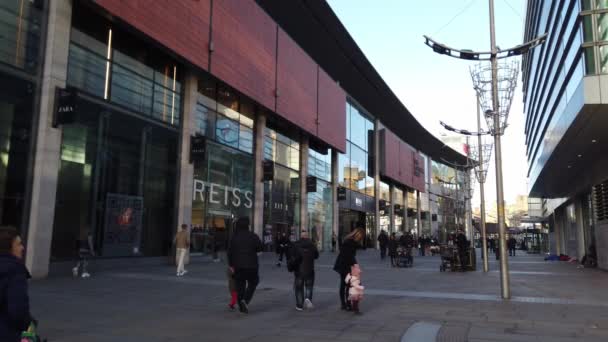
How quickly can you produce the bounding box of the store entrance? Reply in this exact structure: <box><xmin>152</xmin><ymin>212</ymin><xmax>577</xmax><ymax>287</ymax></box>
<box><xmin>339</xmin><ymin>209</ymin><xmax>375</xmax><ymax>248</ymax></box>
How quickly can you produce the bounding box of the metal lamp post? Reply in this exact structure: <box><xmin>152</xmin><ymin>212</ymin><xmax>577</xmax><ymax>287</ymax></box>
<box><xmin>423</xmin><ymin>0</ymin><xmax>546</xmax><ymax>299</ymax></box>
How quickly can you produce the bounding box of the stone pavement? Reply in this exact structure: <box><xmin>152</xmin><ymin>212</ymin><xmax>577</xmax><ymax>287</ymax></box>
<box><xmin>29</xmin><ymin>250</ymin><xmax>608</xmax><ymax>341</ymax></box>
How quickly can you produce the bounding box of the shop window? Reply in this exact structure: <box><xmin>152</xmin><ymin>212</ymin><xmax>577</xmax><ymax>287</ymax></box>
<box><xmin>0</xmin><ymin>1</ymin><xmax>42</xmax><ymax>73</ymax></box>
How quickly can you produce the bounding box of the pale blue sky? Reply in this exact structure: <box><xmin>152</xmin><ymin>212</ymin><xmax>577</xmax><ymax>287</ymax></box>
<box><xmin>328</xmin><ymin>0</ymin><xmax>528</xmax><ymax>207</ymax></box>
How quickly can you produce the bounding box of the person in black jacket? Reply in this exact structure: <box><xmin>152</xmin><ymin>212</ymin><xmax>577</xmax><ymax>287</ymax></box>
<box><xmin>377</xmin><ymin>230</ymin><xmax>388</xmax><ymax>260</ymax></box>
<box><xmin>291</xmin><ymin>229</ymin><xmax>319</xmax><ymax>311</ymax></box>
<box><xmin>0</xmin><ymin>226</ymin><xmax>32</xmax><ymax>342</ymax></box>
<box><xmin>333</xmin><ymin>227</ymin><xmax>364</xmax><ymax>311</ymax></box>
<box><xmin>388</xmin><ymin>233</ymin><xmax>398</xmax><ymax>267</ymax></box>
<box><xmin>275</xmin><ymin>231</ymin><xmax>289</xmax><ymax>267</ymax></box>
<box><xmin>456</xmin><ymin>230</ymin><xmax>468</xmax><ymax>271</ymax></box>
<box><xmin>228</xmin><ymin>217</ymin><xmax>262</xmax><ymax>314</ymax></box>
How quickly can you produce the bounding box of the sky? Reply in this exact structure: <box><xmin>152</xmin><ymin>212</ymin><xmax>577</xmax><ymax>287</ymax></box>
<box><xmin>328</xmin><ymin>0</ymin><xmax>529</xmax><ymax>207</ymax></box>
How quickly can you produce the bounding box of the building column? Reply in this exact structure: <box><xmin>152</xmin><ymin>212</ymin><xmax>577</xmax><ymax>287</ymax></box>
<box><xmin>299</xmin><ymin>135</ymin><xmax>309</xmax><ymax>237</ymax></box>
<box><xmin>575</xmin><ymin>197</ymin><xmax>586</xmax><ymax>260</ymax></box>
<box><xmin>404</xmin><ymin>190</ymin><xmax>409</xmax><ymax>232</ymax></box>
<box><xmin>176</xmin><ymin>72</ymin><xmax>197</xmax><ymax>231</ymax></box>
<box><xmin>555</xmin><ymin>210</ymin><xmax>563</xmax><ymax>255</ymax></box>
<box><xmin>373</xmin><ymin>119</ymin><xmax>380</xmax><ymax>248</ymax></box>
<box><xmin>388</xmin><ymin>184</ymin><xmax>395</xmax><ymax>234</ymax></box>
<box><xmin>416</xmin><ymin>190</ymin><xmax>422</xmax><ymax>237</ymax></box>
<box><xmin>253</xmin><ymin>113</ymin><xmax>266</xmax><ymax>237</ymax></box>
<box><xmin>331</xmin><ymin>149</ymin><xmax>339</xmax><ymax>242</ymax></box>
<box><xmin>25</xmin><ymin>0</ymin><xmax>72</xmax><ymax>278</ymax></box>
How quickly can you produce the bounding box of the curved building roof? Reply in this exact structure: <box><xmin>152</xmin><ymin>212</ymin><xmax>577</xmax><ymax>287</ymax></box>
<box><xmin>256</xmin><ymin>0</ymin><xmax>470</xmax><ymax>168</ymax></box>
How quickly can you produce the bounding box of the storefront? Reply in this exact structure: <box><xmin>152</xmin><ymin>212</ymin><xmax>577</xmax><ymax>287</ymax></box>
<box><xmin>50</xmin><ymin>3</ymin><xmax>180</xmax><ymax>259</ymax></box>
<box><xmin>307</xmin><ymin>147</ymin><xmax>333</xmax><ymax>251</ymax></box>
<box><xmin>0</xmin><ymin>0</ymin><xmax>42</xmax><ymax>236</ymax></box>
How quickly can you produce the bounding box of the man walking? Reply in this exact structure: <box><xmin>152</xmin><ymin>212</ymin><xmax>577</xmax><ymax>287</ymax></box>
<box><xmin>456</xmin><ymin>229</ymin><xmax>468</xmax><ymax>271</ymax></box>
<box><xmin>291</xmin><ymin>229</ymin><xmax>319</xmax><ymax>311</ymax></box>
<box><xmin>228</xmin><ymin>217</ymin><xmax>262</xmax><ymax>314</ymax></box>
<box><xmin>508</xmin><ymin>235</ymin><xmax>517</xmax><ymax>257</ymax></box>
<box><xmin>174</xmin><ymin>224</ymin><xmax>190</xmax><ymax>277</ymax></box>
<box><xmin>377</xmin><ymin>230</ymin><xmax>388</xmax><ymax>260</ymax></box>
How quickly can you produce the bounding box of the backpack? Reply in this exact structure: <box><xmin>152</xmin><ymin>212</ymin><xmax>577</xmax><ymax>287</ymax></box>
<box><xmin>286</xmin><ymin>244</ymin><xmax>302</xmax><ymax>273</ymax></box>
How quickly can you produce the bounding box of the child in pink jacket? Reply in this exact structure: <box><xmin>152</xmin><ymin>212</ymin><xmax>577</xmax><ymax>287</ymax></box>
<box><xmin>345</xmin><ymin>264</ymin><xmax>364</xmax><ymax>314</ymax></box>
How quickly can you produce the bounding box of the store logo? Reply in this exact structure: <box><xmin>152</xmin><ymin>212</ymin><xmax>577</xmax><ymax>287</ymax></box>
<box><xmin>355</xmin><ymin>198</ymin><xmax>363</xmax><ymax>207</ymax></box>
<box><xmin>193</xmin><ymin>179</ymin><xmax>253</xmax><ymax>208</ymax></box>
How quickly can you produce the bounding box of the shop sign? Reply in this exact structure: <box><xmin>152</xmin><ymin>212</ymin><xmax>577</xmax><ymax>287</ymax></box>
<box><xmin>193</xmin><ymin>179</ymin><xmax>253</xmax><ymax>208</ymax></box>
<box><xmin>355</xmin><ymin>197</ymin><xmax>363</xmax><ymax>207</ymax></box>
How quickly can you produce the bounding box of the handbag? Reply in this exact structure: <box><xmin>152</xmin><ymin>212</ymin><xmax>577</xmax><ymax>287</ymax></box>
<box><xmin>21</xmin><ymin>321</ymin><xmax>46</xmax><ymax>342</ymax></box>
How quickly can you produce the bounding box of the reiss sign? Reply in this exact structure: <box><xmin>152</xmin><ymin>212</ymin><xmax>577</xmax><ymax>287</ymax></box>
<box><xmin>193</xmin><ymin>179</ymin><xmax>253</xmax><ymax>208</ymax></box>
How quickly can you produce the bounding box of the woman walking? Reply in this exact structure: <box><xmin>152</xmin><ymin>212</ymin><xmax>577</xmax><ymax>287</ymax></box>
<box><xmin>333</xmin><ymin>227</ymin><xmax>364</xmax><ymax>311</ymax></box>
<box><xmin>0</xmin><ymin>226</ymin><xmax>32</xmax><ymax>342</ymax></box>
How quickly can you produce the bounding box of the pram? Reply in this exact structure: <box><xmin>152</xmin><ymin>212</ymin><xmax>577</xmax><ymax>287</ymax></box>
<box><xmin>395</xmin><ymin>246</ymin><xmax>413</xmax><ymax>268</ymax></box>
<box><xmin>439</xmin><ymin>244</ymin><xmax>459</xmax><ymax>272</ymax></box>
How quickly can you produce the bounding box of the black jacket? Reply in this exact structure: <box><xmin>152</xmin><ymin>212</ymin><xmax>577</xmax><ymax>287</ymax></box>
<box><xmin>0</xmin><ymin>254</ymin><xmax>31</xmax><ymax>342</ymax></box>
<box><xmin>292</xmin><ymin>238</ymin><xmax>319</xmax><ymax>278</ymax></box>
<box><xmin>399</xmin><ymin>234</ymin><xmax>414</xmax><ymax>248</ymax></box>
<box><xmin>388</xmin><ymin>239</ymin><xmax>398</xmax><ymax>256</ymax></box>
<box><xmin>333</xmin><ymin>239</ymin><xmax>360</xmax><ymax>274</ymax></box>
<box><xmin>228</xmin><ymin>229</ymin><xmax>263</xmax><ymax>270</ymax></box>
<box><xmin>276</xmin><ymin>236</ymin><xmax>290</xmax><ymax>254</ymax></box>
<box><xmin>456</xmin><ymin>233</ymin><xmax>468</xmax><ymax>250</ymax></box>
<box><xmin>377</xmin><ymin>233</ymin><xmax>388</xmax><ymax>248</ymax></box>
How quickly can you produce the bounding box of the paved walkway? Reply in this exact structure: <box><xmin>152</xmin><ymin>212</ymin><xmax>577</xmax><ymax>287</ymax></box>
<box><xmin>30</xmin><ymin>250</ymin><xmax>608</xmax><ymax>341</ymax></box>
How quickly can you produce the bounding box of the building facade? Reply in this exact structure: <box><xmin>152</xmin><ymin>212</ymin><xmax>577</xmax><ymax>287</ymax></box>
<box><xmin>0</xmin><ymin>0</ymin><xmax>469</xmax><ymax>278</ymax></box>
<box><xmin>523</xmin><ymin>0</ymin><xmax>608</xmax><ymax>269</ymax></box>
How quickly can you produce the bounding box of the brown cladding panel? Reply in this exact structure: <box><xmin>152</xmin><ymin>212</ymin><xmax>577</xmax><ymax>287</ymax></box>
<box><xmin>317</xmin><ymin>67</ymin><xmax>346</xmax><ymax>152</ymax></box>
<box><xmin>412</xmin><ymin>152</ymin><xmax>426</xmax><ymax>192</ymax></box>
<box><xmin>399</xmin><ymin>142</ymin><xmax>414</xmax><ymax>188</ymax></box>
<box><xmin>380</xmin><ymin>129</ymin><xmax>400</xmax><ymax>182</ymax></box>
<box><xmin>211</xmin><ymin>0</ymin><xmax>277</xmax><ymax>111</ymax></box>
<box><xmin>95</xmin><ymin>0</ymin><xmax>210</xmax><ymax>71</ymax></box>
<box><xmin>277</xmin><ymin>29</ymin><xmax>318</xmax><ymax>135</ymax></box>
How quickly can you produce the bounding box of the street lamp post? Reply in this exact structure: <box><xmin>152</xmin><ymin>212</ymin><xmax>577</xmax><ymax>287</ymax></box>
<box><xmin>488</xmin><ymin>0</ymin><xmax>509</xmax><ymax>299</ymax></box>
<box><xmin>476</xmin><ymin>93</ymin><xmax>489</xmax><ymax>273</ymax></box>
<box><xmin>423</xmin><ymin>0</ymin><xmax>546</xmax><ymax>300</ymax></box>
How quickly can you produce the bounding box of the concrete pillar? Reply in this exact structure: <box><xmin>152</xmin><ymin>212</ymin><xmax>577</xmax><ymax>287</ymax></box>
<box><xmin>331</xmin><ymin>149</ymin><xmax>339</xmax><ymax>241</ymax></box>
<box><xmin>373</xmin><ymin>119</ymin><xmax>380</xmax><ymax>248</ymax></box>
<box><xmin>176</xmin><ymin>72</ymin><xmax>197</xmax><ymax>230</ymax></box>
<box><xmin>25</xmin><ymin>0</ymin><xmax>72</xmax><ymax>278</ymax></box>
<box><xmin>253</xmin><ymin>113</ymin><xmax>266</xmax><ymax>237</ymax></box>
<box><xmin>575</xmin><ymin>197</ymin><xmax>586</xmax><ymax>260</ymax></box>
<box><xmin>555</xmin><ymin>210</ymin><xmax>563</xmax><ymax>255</ymax></box>
<box><xmin>299</xmin><ymin>135</ymin><xmax>309</xmax><ymax>237</ymax></box>
<box><xmin>388</xmin><ymin>184</ymin><xmax>395</xmax><ymax>234</ymax></box>
<box><xmin>404</xmin><ymin>190</ymin><xmax>409</xmax><ymax>232</ymax></box>
<box><xmin>416</xmin><ymin>190</ymin><xmax>422</xmax><ymax>237</ymax></box>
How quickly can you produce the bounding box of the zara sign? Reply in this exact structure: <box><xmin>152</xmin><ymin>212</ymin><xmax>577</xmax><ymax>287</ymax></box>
<box><xmin>192</xmin><ymin>179</ymin><xmax>253</xmax><ymax>208</ymax></box>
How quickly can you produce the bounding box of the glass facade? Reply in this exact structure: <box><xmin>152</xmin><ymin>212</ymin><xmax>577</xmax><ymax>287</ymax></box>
<box><xmin>394</xmin><ymin>188</ymin><xmax>404</xmax><ymax>232</ymax></box>
<box><xmin>307</xmin><ymin>148</ymin><xmax>332</xmax><ymax>251</ymax></box>
<box><xmin>379</xmin><ymin>181</ymin><xmax>390</xmax><ymax>233</ymax></box>
<box><xmin>339</xmin><ymin>102</ymin><xmax>374</xmax><ymax>195</ymax></box>
<box><xmin>67</xmin><ymin>4</ymin><xmax>181</xmax><ymax>127</ymax></box>
<box><xmin>190</xmin><ymin>76</ymin><xmax>255</xmax><ymax>254</ymax></box>
<box><xmin>0</xmin><ymin>1</ymin><xmax>43</xmax><ymax>236</ymax></box>
<box><xmin>0</xmin><ymin>0</ymin><xmax>42</xmax><ymax>74</ymax></box>
<box><xmin>51</xmin><ymin>100</ymin><xmax>178</xmax><ymax>259</ymax></box>
<box><xmin>263</xmin><ymin>127</ymin><xmax>300</xmax><ymax>249</ymax></box>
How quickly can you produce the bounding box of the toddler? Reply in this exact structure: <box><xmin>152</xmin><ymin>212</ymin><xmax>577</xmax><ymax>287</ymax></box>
<box><xmin>345</xmin><ymin>264</ymin><xmax>364</xmax><ymax>314</ymax></box>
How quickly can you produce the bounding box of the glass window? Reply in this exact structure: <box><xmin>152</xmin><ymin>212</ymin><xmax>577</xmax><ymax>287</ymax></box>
<box><xmin>345</xmin><ymin>103</ymin><xmax>351</xmax><ymax>141</ymax></box>
<box><xmin>308</xmin><ymin>148</ymin><xmax>332</xmax><ymax>182</ymax></box>
<box><xmin>194</xmin><ymin>102</ymin><xmax>216</xmax><ymax>138</ymax></box>
<box><xmin>584</xmin><ymin>47</ymin><xmax>596</xmax><ymax>74</ymax></box>
<box><xmin>600</xmin><ymin>44</ymin><xmax>608</xmax><ymax>73</ymax></box>
<box><xmin>307</xmin><ymin>179</ymin><xmax>332</xmax><ymax>251</ymax></box>
<box><xmin>350</xmin><ymin>106</ymin><xmax>366</xmax><ymax>148</ymax></box>
<box><xmin>238</xmin><ymin>124</ymin><xmax>253</xmax><ymax>154</ymax></box>
<box><xmin>338</xmin><ymin>144</ymin><xmax>350</xmax><ymax>188</ymax></box>
<box><xmin>215</xmin><ymin>115</ymin><xmax>239</xmax><ymax>149</ymax></box>
<box><xmin>67</xmin><ymin>44</ymin><xmax>106</xmax><ymax>98</ymax></box>
<box><xmin>598</xmin><ymin>13</ymin><xmax>608</xmax><ymax>41</ymax></box>
<box><xmin>379</xmin><ymin>182</ymin><xmax>390</xmax><ymax>202</ymax></box>
<box><xmin>582</xmin><ymin>0</ymin><xmax>592</xmax><ymax>10</ymax></box>
<box><xmin>0</xmin><ymin>1</ymin><xmax>42</xmax><ymax>73</ymax></box>
<box><xmin>583</xmin><ymin>15</ymin><xmax>594</xmax><ymax>42</ymax></box>
<box><xmin>597</xmin><ymin>0</ymin><xmax>608</xmax><ymax>9</ymax></box>
<box><xmin>264</xmin><ymin>128</ymin><xmax>299</xmax><ymax>170</ymax></box>
<box><xmin>350</xmin><ymin>144</ymin><xmax>367</xmax><ymax>193</ymax></box>
<box><xmin>111</xmin><ymin>64</ymin><xmax>154</xmax><ymax>115</ymax></box>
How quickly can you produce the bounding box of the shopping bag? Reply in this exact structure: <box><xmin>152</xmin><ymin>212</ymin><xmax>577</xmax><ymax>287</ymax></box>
<box><xmin>21</xmin><ymin>320</ymin><xmax>45</xmax><ymax>342</ymax></box>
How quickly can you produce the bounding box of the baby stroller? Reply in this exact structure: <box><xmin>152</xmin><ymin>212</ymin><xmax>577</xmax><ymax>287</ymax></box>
<box><xmin>439</xmin><ymin>245</ymin><xmax>459</xmax><ymax>272</ymax></box>
<box><xmin>395</xmin><ymin>246</ymin><xmax>413</xmax><ymax>268</ymax></box>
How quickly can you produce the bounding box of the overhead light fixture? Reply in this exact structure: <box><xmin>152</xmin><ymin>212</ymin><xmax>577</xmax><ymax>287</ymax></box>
<box><xmin>592</xmin><ymin>139</ymin><xmax>597</xmax><ymax>143</ymax></box>
<box><xmin>567</xmin><ymin>165</ymin><xmax>572</xmax><ymax>169</ymax></box>
<box><xmin>578</xmin><ymin>154</ymin><xmax>582</xmax><ymax>158</ymax></box>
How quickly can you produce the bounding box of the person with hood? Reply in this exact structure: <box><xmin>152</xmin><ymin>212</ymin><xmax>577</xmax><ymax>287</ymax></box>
<box><xmin>333</xmin><ymin>227</ymin><xmax>364</xmax><ymax>311</ymax></box>
<box><xmin>388</xmin><ymin>233</ymin><xmax>398</xmax><ymax>267</ymax></box>
<box><xmin>275</xmin><ymin>231</ymin><xmax>290</xmax><ymax>267</ymax></box>
<box><xmin>228</xmin><ymin>217</ymin><xmax>263</xmax><ymax>314</ymax></box>
<box><xmin>0</xmin><ymin>226</ymin><xmax>32</xmax><ymax>342</ymax></box>
<box><xmin>291</xmin><ymin>229</ymin><xmax>319</xmax><ymax>311</ymax></box>
<box><xmin>377</xmin><ymin>230</ymin><xmax>388</xmax><ymax>260</ymax></box>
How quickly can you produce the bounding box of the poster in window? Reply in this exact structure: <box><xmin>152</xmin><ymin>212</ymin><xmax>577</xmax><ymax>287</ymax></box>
<box><xmin>103</xmin><ymin>193</ymin><xmax>144</xmax><ymax>257</ymax></box>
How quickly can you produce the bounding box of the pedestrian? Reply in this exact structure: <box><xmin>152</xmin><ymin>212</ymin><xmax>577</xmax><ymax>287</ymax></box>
<box><xmin>418</xmin><ymin>236</ymin><xmax>426</xmax><ymax>256</ymax></box>
<box><xmin>333</xmin><ymin>227</ymin><xmax>364</xmax><ymax>311</ymax></box>
<box><xmin>72</xmin><ymin>226</ymin><xmax>95</xmax><ymax>278</ymax></box>
<box><xmin>228</xmin><ymin>217</ymin><xmax>263</xmax><ymax>314</ymax></box>
<box><xmin>331</xmin><ymin>232</ymin><xmax>337</xmax><ymax>253</ymax></box>
<box><xmin>173</xmin><ymin>224</ymin><xmax>190</xmax><ymax>276</ymax></box>
<box><xmin>456</xmin><ymin>229</ymin><xmax>468</xmax><ymax>271</ymax></box>
<box><xmin>388</xmin><ymin>233</ymin><xmax>398</xmax><ymax>267</ymax></box>
<box><xmin>345</xmin><ymin>264</ymin><xmax>364</xmax><ymax>314</ymax></box>
<box><xmin>377</xmin><ymin>230</ymin><xmax>388</xmax><ymax>260</ymax></box>
<box><xmin>276</xmin><ymin>231</ymin><xmax>289</xmax><ymax>267</ymax></box>
<box><xmin>0</xmin><ymin>226</ymin><xmax>32</xmax><ymax>342</ymax></box>
<box><xmin>291</xmin><ymin>229</ymin><xmax>319</xmax><ymax>311</ymax></box>
<box><xmin>508</xmin><ymin>235</ymin><xmax>517</xmax><ymax>257</ymax></box>
<box><xmin>227</xmin><ymin>267</ymin><xmax>237</xmax><ymax>310</ymax></box>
